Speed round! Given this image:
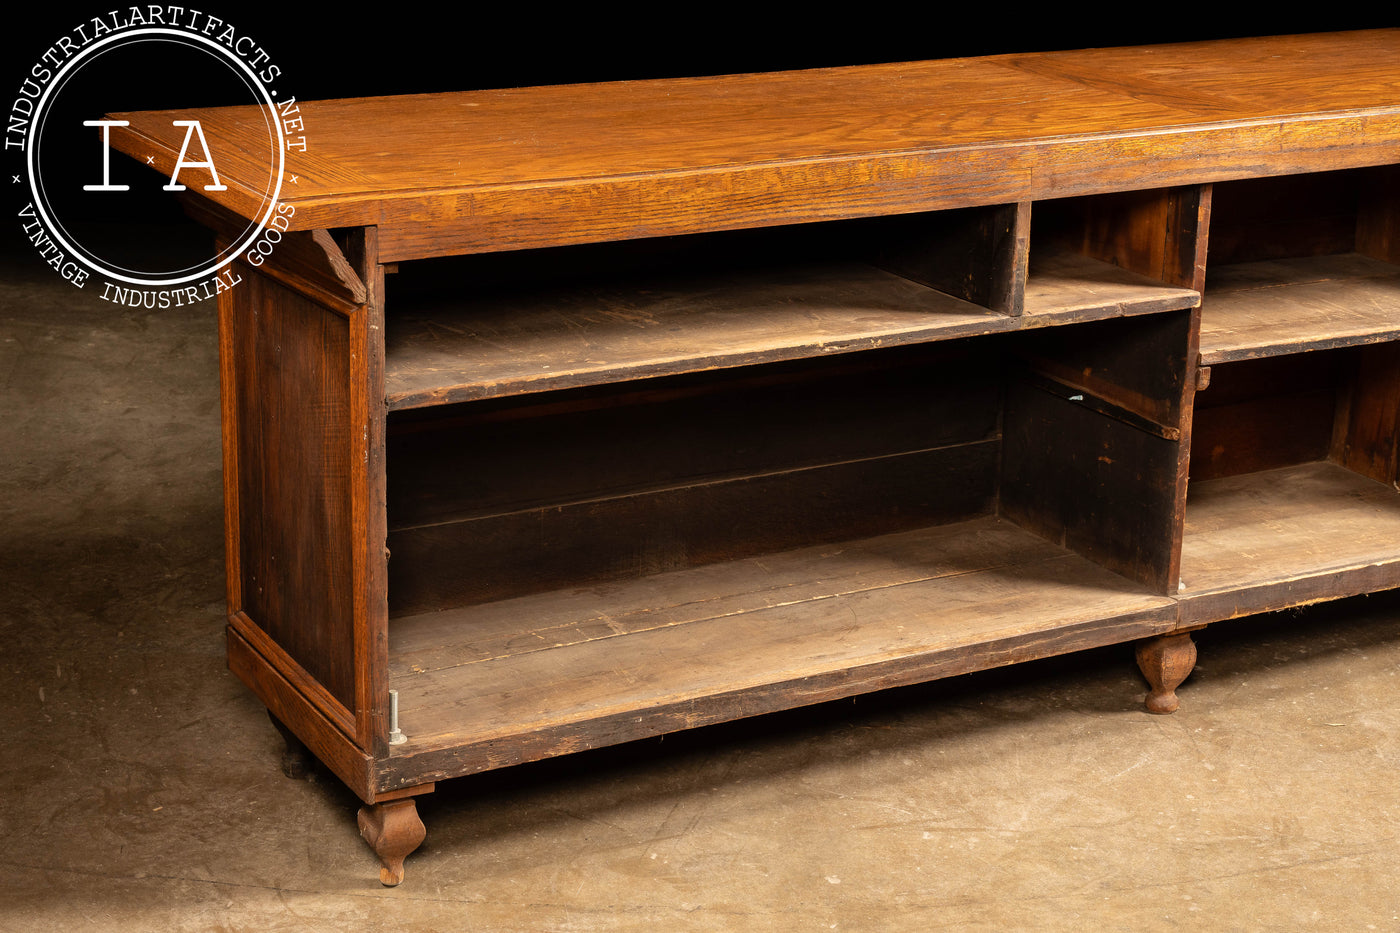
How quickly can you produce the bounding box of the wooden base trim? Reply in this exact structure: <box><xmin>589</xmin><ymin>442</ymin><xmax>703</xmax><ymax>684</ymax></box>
<box><xmin>229</xmin><ymin>611</ymin><xmax>357</xmax><ymax>740</ymax></box>
<box><xmin>228</xmin><ymin>625</ymin><xmax>375</xmax><ymax>801</ymax></box>
<box><xmin>1179</xmin><ymin>563</ymin><xmax>1400</xmax><ymax>628</ymax></box>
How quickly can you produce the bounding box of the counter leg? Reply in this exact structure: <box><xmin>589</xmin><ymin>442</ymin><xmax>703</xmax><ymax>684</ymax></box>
<box><xmin>358</xmin><ymin>795</ymin><xmax>428</xmax><ymax>886</ymax></box>
<box><xmin>267</xmin><ymin>711</ymin><xmax>315</xmax><ymax>780</ymax></box>
<box><xmin>1135</xmin><ymin>631</ymin><xmax>1198</xmax><ymax>714</ymax></box>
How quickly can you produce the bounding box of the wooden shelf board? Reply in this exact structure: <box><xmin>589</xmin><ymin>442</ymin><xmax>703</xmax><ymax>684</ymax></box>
<box><xmin>383</xmin><ymin>261</ymin><xmax>1011</xmax><ymax>409</ymax></box>
<box><xmin>381</xmin><ymin>516</ymin><xmax>1176</xmax><ymax>783</ymax></box>
<box><xmin>1022</xmin><ymin>248</ymin><xmax>1201</xmax><ymax>324</ymax></box>
<box><xmin>1179</xmin><ymin>461</ymin><xmax>1400</xmax><ymax>623</ymax></box>
<box><xmin>384</xmin><ymin>249</ymin><xmax>1202</xmax><ymax>411</ymax></box>
<box><xmin>1199</xmin><ymin>253</ymin><xmax>1400</xmax><ymax>364</ymax></box>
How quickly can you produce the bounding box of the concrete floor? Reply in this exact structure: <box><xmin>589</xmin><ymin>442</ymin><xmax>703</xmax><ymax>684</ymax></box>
<box><xmin>4</xmin><ymin>246</ymin><xmax>1400</xmax><ymax>932</ymax></box>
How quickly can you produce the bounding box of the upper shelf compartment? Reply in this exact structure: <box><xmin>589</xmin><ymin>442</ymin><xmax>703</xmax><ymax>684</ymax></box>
<box><xmin>383</xmin><ymin>197</ymin><xmax>1203</xmax><ymax>411</ymax></box>
<box><xmin>1199</xmin><ymin>165</ymin><xmax>1400</xmax><ymax>365</ymax></box>
<box><xmin>383</xmin><ymin>207</ymin><xmax>1021</xmax><ymax>410</ymax></box>
<box><xmin>1024</xmin><ymin>186</ymin><xmax>1206</xmax><ymax>326</ymax></box>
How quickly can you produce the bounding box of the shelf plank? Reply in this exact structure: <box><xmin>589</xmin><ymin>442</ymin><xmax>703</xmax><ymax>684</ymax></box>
<box><xmin>1022</xmin><ymin>248</ymin><xmax>1201</xmax><ymax>326</ymax></box>
<box><xmin>379</xmin><ymin>516</ymin><xmax>1177</xmax><ymax>786</ymax></box>
<box><xmin>384</xmin><ymin>261</ymin><xmax>1012</xmax><ymax>408</ymax></box>
<box><xmin>1179</xmin><ymin>461</ymin><xmax>1400</xmax><ymax>624</ymax></box>
<box><xmin>1199</xmin><ymin>253</ymin><xmax>1400</xmax><ymax>364</ymax></box>
<box><xmin>384</xmin><ymin>250</ymin><xmax>1201</xmax><ymax>410</ymax></box>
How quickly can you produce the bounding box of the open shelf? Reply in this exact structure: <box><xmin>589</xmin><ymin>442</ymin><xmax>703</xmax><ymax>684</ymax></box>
<box><xmin>1022</xmin><ymin>185</ymin><xmax>1207</xmax><ymax>330</ymax></box>
<box><xmin>379</xmin><ymin>291</ymin><xmax>1198</xmax><ymax>784</ymax></box>
<box><xmin>1199</xmin><ymin>166</ymin><xmax>1400</xmax><ymax>364</ymax></box>
<box><xmin>1198</xmin><ymin>253</ymin><xmax>1400</xmax><ymax>364</ymax></box>
<box><xmin>1179</xmin><ymin>461</ymin><xmax>1400</xmax><ymax>624</ymax></box>
<box><xmin>383</xmin><ymin>515</ymin><xmax>1178</xmax><ymax>782</ymax></box>
<box><xmin>384</xmin><ymin>339</ymin><xmax>1008</xmax><ymax>614</ymax></box>
<box><xmin>1023</xmin><ymin>247</ymin><xmax>1201</xmax><ymax>325</ymax></box>
<box><xmin>383</xmin><ymin>247</ymin><xmax>1202</xmax><ymax>410</ymax></box>
<box><xmin>383</xmin><ymin>259</ymin><xmax>1011</xmax><ymax>410</ymax></box>
<box><xmin>381</xmin><ymin>196</ymin><xmax>1206</xmax><ymax>412</ymax></box>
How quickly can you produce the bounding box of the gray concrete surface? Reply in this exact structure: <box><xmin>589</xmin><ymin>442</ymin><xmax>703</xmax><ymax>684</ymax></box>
<box><xmin>3</xmin><ymin>250</ymin><xmax>1400</xmax><ymax>931</ymax></box>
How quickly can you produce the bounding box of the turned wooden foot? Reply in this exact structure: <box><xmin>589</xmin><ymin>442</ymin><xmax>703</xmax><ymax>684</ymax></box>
<box><xmin>267</xmin><ymin>712</ymin><xmax>315</xmax><ymax>780</ymax></box>
<box><xmin>358</xmin><ymin>798</ymin><xmax>427</xmax><ymax>886</ymax></box>
<box><xmin>1135</xmin><ymin>631</ymin><xmax>1198</xmax><ymax>714</ymax></box>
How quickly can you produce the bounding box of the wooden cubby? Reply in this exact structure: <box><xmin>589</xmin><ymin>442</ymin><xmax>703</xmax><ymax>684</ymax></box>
<box><xmin>1182</xmin><ymin>167</ymin><xmax>1400</xmax><ymax>626</ymax></box>
<box><xmin>1026</xmin><ymin>185</ymin><xmax>1208</xmax><ymax>323</ymax></box>
<box><xmin>1198</xmin><ymin>166</ymin><xmax>1400</xmax><ymax>363</ymax></box>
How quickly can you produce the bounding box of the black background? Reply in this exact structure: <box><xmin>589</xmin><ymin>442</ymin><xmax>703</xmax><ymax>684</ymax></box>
<box><xmin>2</xmin><ymin>5</ymin><xmax>1392</xmax><ymax>265</ymax></box>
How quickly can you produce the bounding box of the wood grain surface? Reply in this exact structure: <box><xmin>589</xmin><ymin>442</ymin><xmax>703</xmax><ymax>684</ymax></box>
<box><xmin>105</xmin><ymin>31</ymin><xmax>1400</xmax><ymax>254</ymax></box>
<box><xmin>223</xmin><ymin>263</ymin><xmax>357</xmax><ymax>711</ymax></box>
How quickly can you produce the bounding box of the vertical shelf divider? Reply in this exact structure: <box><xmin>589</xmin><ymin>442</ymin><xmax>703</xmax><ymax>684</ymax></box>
<box><xmin>873</xmin><ymin>201</ymin><xmax>1031</xmax><ymax>315</ymax></box>
<box><xmin>1001</xmin><ymin>186</ymin><xmax>1211</xmax><ymax>595</ymax></box>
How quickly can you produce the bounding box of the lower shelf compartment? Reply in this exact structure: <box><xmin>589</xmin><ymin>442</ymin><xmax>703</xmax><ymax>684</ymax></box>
<box><xmin>381</xmin><ymin>515</ymin><xmax>1177</xmax><ymax>787</ymax></box>
<box><xmin>1180</xmin><ymin>461</ymin><xmax>1400</xmax><ymax>623</ymax></box>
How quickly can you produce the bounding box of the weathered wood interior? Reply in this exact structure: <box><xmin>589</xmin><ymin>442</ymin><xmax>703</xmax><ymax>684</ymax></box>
<box><xmin>382</xmin><ymin>515</ymin><xmax>1180</xmax><ymax>787</ymax></box>
<box><xmin>1183</xmin><ymin>166</ymin><xmax>1400</xmax><ymax>626</ymax></box>
<box><xmin>1198</xmin><ymin>166</ymin><xmax>1400</xmax><ymax>363</ymax></box>
<box><xmin>386</xmin><ymin>342</ymin><xmax>1002</xmax><ymax>614</ymax></box>
<box><xmin>373</xmin><ymin>191</ymin><xmax>1206</xmax><ymax>784</ymax></box>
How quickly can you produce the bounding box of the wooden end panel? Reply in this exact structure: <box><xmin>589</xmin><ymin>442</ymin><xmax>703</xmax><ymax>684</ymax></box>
<box><xmin>228</xmin><ymin>625</ymin><xmax>374</xmax><ymax>801</ymax></box>
<box><xmin>223</xmin><ymin>262</ymin><xmax>358</xmax><ymax>712</ymax></box>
